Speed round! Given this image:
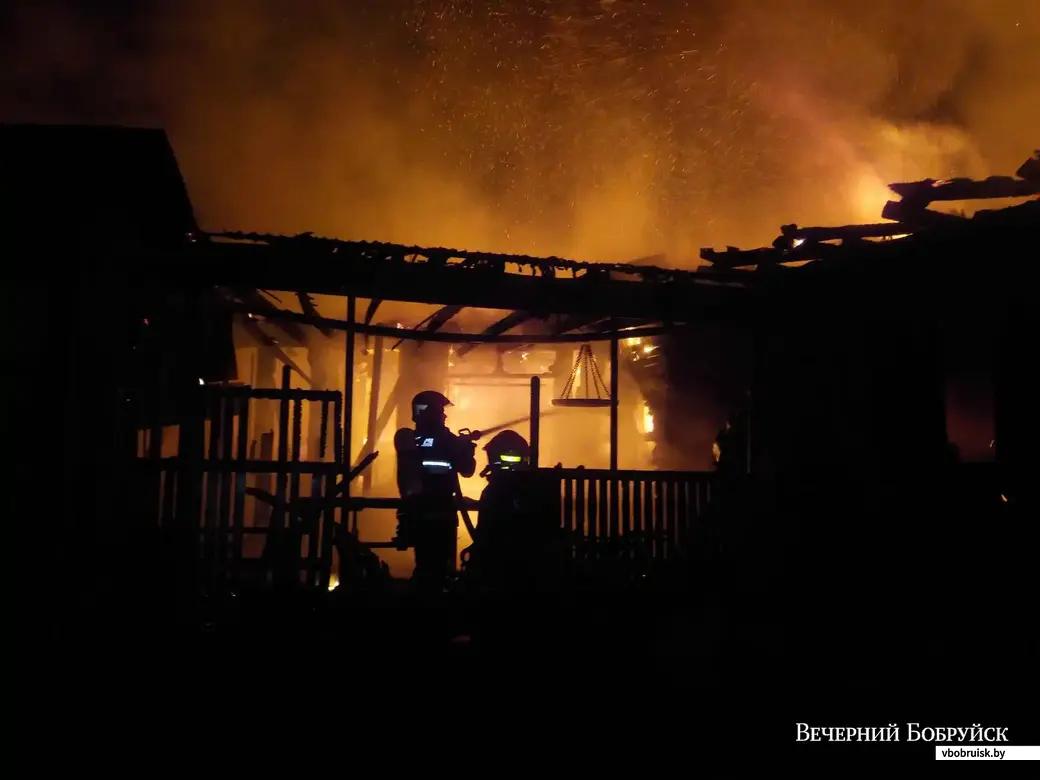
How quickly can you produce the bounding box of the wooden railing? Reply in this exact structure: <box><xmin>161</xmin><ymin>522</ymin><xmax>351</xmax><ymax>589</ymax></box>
<box><xmin>136</xmin><ymin>371</ymin><xmax>350</xmax><ymax>589</ymax></box>
<box><xmin>141</xmin><ymin>462</ymin><xmax>719</xmax><ymax>585</ymax></box>
<box><xmin>134</xmin><ymin>375</ymin><xmax>721</xmax><ymax>588</ymax></box>
<box><xmin>546</xmin><ymin>468</ymin><xmax>718</xmax><ymax>563</ymax></box>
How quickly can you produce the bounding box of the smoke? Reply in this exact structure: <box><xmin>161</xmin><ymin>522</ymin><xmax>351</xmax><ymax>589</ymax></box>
<box><xmin>2</xmin><ymin>0</ymin><xmax>1036</xmax><ymax>262</ymax></box>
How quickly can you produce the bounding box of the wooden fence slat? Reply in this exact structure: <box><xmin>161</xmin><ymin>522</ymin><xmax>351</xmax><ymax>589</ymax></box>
<box><xmin>256</xmin><ymin>434</ymin><xmax>274</xmax><ymax>530</ymax></box>
<box><xmin>318</xmin><ymin>472</ymin><xmax>335</xmax><ymax>590</ymax></box>
<box><xmin>587</xmin><ymin>477</ymin><xmax>599</xmax><ymax>559</ymax></box>
<box><xmin>145</xmin><ymin>374</ymin><xmax>721</xmax><ymax>586</ymax></box>
<box><xmin>607</xmin><ymin>476</ymin><xmax>615</xmax><ymax>544</ymax></box>
<box><xmin>633</xmin><ymin>478</ymin><xmax>643</xmax><ymax>538</ymax></box>
<box><xmin>290</xmin><ymin>398</ymin><xmax>303</xmax><ymax>579</ymax></box>
<box><xmin>203</xmin><ymin>394</ymin><xmax>224</xmax><ymax>584</ymax></box>
<box><xmin>621</xmin><ymin>478</ymin><xmax>632</xmax><ymax>559</ymax></box>
<box><xmin>643</xmin><ymin>478</ymin><xmax>654</xmax><ymax>561</ymax></box>
<box><xmin>563</xmin><ymin>476</ymin><xmax>574</xmax><ymax>535</ymax></box>
<box><xmin>232</xmin><ymin>396</ymin><xmax>249</xmax><ymax>572</ymax></box>
<box><xmin>598</xmin><ymin>477</ymin><xmax>609</xmax><ymax>545</ymax></box>
<box><xmin>655</xmin><ymin>478</ymin><xmax>666</xmax><ymax>560</ymax></box>
<box><xmin>673</xmin><ymin>477</ymin><xmax>683</xmax><ymax>554</ymax></box>
<box><xmin>273</xmin><ymin>367</ymin><xmax>291</xmax><ymax>533</ymax></box>
<box><xmin>217</xmin><ymin>391</ymin><xmax>236</xmax><ymax>576</ymax></box>
<box><xmin>581</xmin><ymin>476</ymin><xmax>588</xmax><ymax>541</ymax></box>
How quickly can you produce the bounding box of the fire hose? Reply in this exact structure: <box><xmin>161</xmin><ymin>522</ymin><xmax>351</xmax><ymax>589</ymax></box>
<box><xmin>455</xmin><ymin>409</ymin><xmax>555</xmax><ymax>445</ymax></box>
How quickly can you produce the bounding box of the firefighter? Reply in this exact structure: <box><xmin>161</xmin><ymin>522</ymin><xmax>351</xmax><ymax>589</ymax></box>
<box><xmin>393</xmin><ymin>390</ymin><xmax>476</xmax><ymax>591</ymax></box>
<box><xmin>476</xmin><ymin>430</ymin><xmax>532</xmax><ymax>544</ymax></box>
<box><xmin>463</xmin><ymin>430</ymin><xmax>559</xmax><ymax>590</ymax></box>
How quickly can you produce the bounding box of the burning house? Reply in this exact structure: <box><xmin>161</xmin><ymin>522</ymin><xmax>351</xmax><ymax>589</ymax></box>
<box><xmin>8</xmin><ymin>124</ymin><xmax>1037</xmax><ymax>675</ymax></box>
<box><xmin>7</xmin><ymin>122</ymin><xmax>745</xmax><ymax>597</ymax></box>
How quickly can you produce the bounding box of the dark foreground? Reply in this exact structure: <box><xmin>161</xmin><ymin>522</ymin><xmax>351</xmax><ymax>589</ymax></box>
<box><xmin>16</xmin><ymin>571</ymin><xmax>1039</xmax><ymax>771</ymax></box>
<box><xmin>26</xmin><ymin>573</ymin><xmax>1038</xmax><ymax>693</ymax></box>
<box><xmin>17</xmin><ymin>486</ymin><xmax>1039</xmax><ymax>764</ymax></box>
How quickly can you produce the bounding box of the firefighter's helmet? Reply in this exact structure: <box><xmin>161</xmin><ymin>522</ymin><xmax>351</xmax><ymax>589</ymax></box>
<box><xmin>483</xmin><ymin>430</ymin><xmax>531</xmax><ymax>471</ymax></box>
<box><xmin>411</xmin><ymin>390</ymin><xmax>452</xmax><ymax>424</ymax></box>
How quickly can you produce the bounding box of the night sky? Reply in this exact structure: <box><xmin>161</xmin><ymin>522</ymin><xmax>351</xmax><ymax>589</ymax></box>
<box><xmin>3</xmin><ymin>0</ymin><xmax>1036</xmax><ymax>260</ymax></box>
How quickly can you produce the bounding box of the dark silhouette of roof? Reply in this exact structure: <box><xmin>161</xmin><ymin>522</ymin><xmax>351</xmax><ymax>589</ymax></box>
<box><xmin>2</xmin><ymin>122</ymin><xmax>199</xmax><ymax>248</ymax></box>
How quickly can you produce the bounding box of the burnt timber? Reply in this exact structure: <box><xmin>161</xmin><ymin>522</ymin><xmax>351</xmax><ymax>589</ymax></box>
<box><xmin>10</xmin><ymin>124</ymin><xmax>1039</xmax><ymax>696</ymax></box>
<box><xmin>122</xmin><ymin>163</ymin><xmax>1039</xmax><ymax>328</ymax></box>
<box><xmin>122</xmin><ymin>233</ymin><xmax>749</xmax><ymax>322</ymax></box>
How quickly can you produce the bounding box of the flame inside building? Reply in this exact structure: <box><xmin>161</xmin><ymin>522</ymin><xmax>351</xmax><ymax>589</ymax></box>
<box><xmin>9</xmin><ymin>113</ymin><xmax>1024</xmax><ymax>596</ymax></box>
<box><xmin>213</xmin><ymin>297</ymin><xmax>661</xmax><ymax>577</ymax></box>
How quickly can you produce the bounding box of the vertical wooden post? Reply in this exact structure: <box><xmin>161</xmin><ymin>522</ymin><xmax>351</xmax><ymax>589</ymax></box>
<box><xmin>217</xmin><ymin>391</ymin><xmax>236</xmax><ymax>580</ymax></box>
<box><xmin>204</xmin><ymin>390</ymin><xmax>223</xmax><ymax>586</ymax></box>
<box><xmin>363</xmin><ymin>335</ymin><xmax>384</xmax><ymax>494</ymax></box>
<box><xmin>272</xmin><ymin>366</ymin><xmax>291</xmax><ymax>578</ymax></box>
<box><xmin>232</xmin><ymin>394</ymin><xmax>249</xmax><ymax>572</ymax></box>
<box><xmin>529</xmin><ymin>375</ymin><xmax>540</xmax><ymax>468</ymax></box>
<box><xmin>610</xmin><ymin>328</ymin><xmax>619</xmax><ymax>471</ymax></box>
<box><xmin>343</xmin><ymin>296</ymin><xmax>356</xmax><ymax>520</ymax></box>
<box><xmin>174</xmin><ymin>391</ymin><xmax>205</xmax><ymax>588</ymax></box>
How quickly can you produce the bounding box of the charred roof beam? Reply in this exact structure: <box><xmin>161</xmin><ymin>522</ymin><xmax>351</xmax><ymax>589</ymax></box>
<box><xmin>296</xmin><ymin>291</ymin><xmax>333</xmax><ymax>337</ymax></box>
<box><xmin>887</xmin><ymin>175</ymin><xmax>1039</xmax><ymax>207</ymax></box>
<box><xmin>227</xmin><ymin>303</ymin><xmax>674</xmax><ymax>344</ymax></box>
<box><xmin>131</xmin><ymin>239</ymin><xmax>748</xmax><ymax>321</ymax></box>
<box><xmin>455</xmin><ymin>310</ymin><xmax>540</xmax><ymax>358</ymax></box>
<box><xmin>207</xmin><ymin>231</ymin><xmax>709</xmax><ymax>285</ymax></box>
<box><xmin>450</xmin><ymin>254</ymin><xmax>666</xmax><ymax>357</ymax></box>
<box><xmin>391</xmin><ymin>304</ymin><xmax>465</xmax><ymax>350</ymax></box>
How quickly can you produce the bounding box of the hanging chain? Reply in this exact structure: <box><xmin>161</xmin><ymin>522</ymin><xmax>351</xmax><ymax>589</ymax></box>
<box><xmin>557</xmin><ymin>345</ymin><xmax>585</xmax><ymax>400</ymax></box>
<box><xmin>580</xmin><ymin>347</ymin><xmax>594</xmax><ymax>399</ymax></box>
<box><xmin>586</xmin><ymin>345</ymin><xmax>609</xmax><ymax>399</ymax></box>
<box><xmin>557</xmin><ymin>343</ymin><xmax>611</xmax><ymax>401</ymax></box>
